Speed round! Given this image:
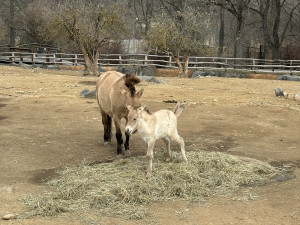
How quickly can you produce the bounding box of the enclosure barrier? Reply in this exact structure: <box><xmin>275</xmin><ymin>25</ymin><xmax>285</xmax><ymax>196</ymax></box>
<box><xmin>0</xmin><ymin>51</ymin><xmax>300</xmax><ymax>74</ymax></box>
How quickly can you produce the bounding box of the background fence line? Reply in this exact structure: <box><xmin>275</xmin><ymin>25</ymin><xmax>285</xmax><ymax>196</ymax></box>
<box><xmin>0</xmin><ymin>51</ymin><xmax>300</xmax><ymax>74</ymax></box>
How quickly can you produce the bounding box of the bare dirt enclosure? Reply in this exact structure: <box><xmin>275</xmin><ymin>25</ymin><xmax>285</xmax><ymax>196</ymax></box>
<box><xmin>0</xmin><ymin>65</ymin><xmax>300</xmax><ymax>225</ymax></box>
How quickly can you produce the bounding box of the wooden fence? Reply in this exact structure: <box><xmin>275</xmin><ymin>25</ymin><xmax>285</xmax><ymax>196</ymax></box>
<box><xmin>1</xmin><ymin>51</ymin><xmax>300</xmax><ymax>74</ymax></box>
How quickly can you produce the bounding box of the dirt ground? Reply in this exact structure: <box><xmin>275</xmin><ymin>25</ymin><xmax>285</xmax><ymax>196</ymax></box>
<box><xmin>0</xmin><ymin>65</ymin><xmax>300</xmax><ymax>225</ymax></box>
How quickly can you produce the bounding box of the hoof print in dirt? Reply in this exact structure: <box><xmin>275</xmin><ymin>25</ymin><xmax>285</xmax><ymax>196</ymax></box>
<box><xmin>163</xmin><ymin>100</ymin><xmax>178</xmax><ymax>103</ymax></box>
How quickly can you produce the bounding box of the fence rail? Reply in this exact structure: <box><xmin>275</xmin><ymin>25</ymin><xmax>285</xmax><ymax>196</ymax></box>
<box><xmin>1</xmin><ymin>51</ymin><xmax>300</xmax><ymax>74</ymax></box>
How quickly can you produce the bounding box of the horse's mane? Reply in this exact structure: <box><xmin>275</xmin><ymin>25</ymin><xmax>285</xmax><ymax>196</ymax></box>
<box><xmin>124</xmin><ymin>73</ymin><xmax>142</xmax><ymax>96</ymax></box>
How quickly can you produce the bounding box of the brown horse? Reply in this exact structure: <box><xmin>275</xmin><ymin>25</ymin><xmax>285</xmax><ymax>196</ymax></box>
<box><xmin>96</xmin><ymin>71</ymin><xmax>144</xmax><ymax>158</ymax></box>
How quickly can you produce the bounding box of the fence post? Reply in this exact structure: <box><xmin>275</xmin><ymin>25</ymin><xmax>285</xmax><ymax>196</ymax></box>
<box><xmin>74</xmin><ymin>54</ymin><xmax>78</xmax><ymax>66</ymax></box>
<box><xmin>145</xmin><ymin>54</ymin><xmax>147</xmax><ymax>66</ymax></box>
<box><xmin>168</xmin><ymin>56</ymin><xmax>172</xmax><ymax>67</ymax></box>
<box><xmin>252</xmin><ymin>59</ymin><xmax>256</xmax><ymax>70</ymax></box>
<box><xmin>10</xmin><ymin>52</ymin><xmax>15</xmax><ymax>63</ymax></box>
<box><xmin>119</xmin><ymin>55</ymin><xmax>122</xmax><ymax>65</ymax></box>
<box><xmin>19</xmin><ymin>49</ymin><xmax>23</xmax><ymax>62</ymax></box>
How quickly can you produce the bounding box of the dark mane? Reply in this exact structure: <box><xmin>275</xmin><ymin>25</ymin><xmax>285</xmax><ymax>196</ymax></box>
<box><xmin>124</xmin><ymin>73</ymin><xmax>142</xmax><ymax>96</ymax></box>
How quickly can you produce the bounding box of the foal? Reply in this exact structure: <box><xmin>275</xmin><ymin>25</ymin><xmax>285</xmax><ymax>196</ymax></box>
<box><xmin>125</xmin><ymin>103</ymin><xmax>188</xmax><ymax>176</ymax></box>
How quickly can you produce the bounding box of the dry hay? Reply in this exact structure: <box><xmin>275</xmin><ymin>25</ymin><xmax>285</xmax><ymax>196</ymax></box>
<box><xmin>20</xmin><ymin>149</ymin><xmax>291</xmax><ymax>219</ymax></box>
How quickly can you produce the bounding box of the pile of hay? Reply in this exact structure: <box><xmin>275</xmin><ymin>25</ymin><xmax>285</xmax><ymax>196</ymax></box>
<box><xmin>21</xmin><ymin>149</ymin><xmax>284</xmax><ymax>219</ymax></box>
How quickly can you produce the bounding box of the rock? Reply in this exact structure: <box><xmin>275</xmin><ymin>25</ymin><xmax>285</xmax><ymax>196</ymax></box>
<box><xmin>47</xmin><ymin>65</ymin><xmax>60</xmax><ymax>70</ymax></box>
<box><xmin>277</xmin><ymin>75</ymin><xmax>300</xmax><ymax>82</ymax></box>
<box><xmin>18</xmin><ymin>62</ymin><xmax>32</xmax><ymax>68</ymax></box>
<box><xmin>274</xmin><ymin>88</ymin><xmax>284</xmax><ymax>96</ymax></box>
<box><xmin>84</xmin><ymin>90</ymin><xmax>96</xmax><ymax>99</ymax></box>
<box><xmin>118</xmin><ymin>66</ymin><xmax>156</xmax><ymax>77</ymax></box>
<box><xmin>140</xmin><ymin>66</ymin><xmax>156</xmax><ymax>76</ymax></box>
<box><xmin>139</xmin><ymin>75</ymin><xmax>151</xmax><ymax>81</ymax></box>
<box><xmin>2</xmin><ymin>213</ymin><xmax>16</xmax><ymax>220</ymax></box>
<box><xmin>98</xmin><ymin>67</ymin><xmax>105</xmax><ymax>72</ymax></box>
<box><xmin>191</xmin><ymin>70</ymin><xmax>217</xmax><ymax>78</ymax></box>
<box><xmin>117</xmin><ymin>67</ymin><xmax>137</xmax><ymax>75</ymax></box>
<box><xmin>148</xmin><ymin>77</ymin><xmax>164</xmax><ymax>84</ymax></box>
<box><xmin>294</xmin><ymin>94</ymin><xmax>300</xmax><ymax>101</ymax></box>
<box><xmin>79</xmin><ymin>89</ymin><xmax>89</xmax><ymax>96</ymax></box>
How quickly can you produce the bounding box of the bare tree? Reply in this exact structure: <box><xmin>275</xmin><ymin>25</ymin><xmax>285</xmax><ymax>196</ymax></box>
<box><xmin>43</xmin><ymin>0</ymin><xmax>126</xmax><ymax>76</ymax></box>
<box><xmin>19</xmin><ymin>0</ymin><xmax>48</xmax><ymax>43</ymax></box>
<box><xmin>209</xmin><ymin>0</ymin><xmax>251</xmax><ymax>58</ymax></box>
<box><xmin>250</xmin><ymin>0</ymin><xmax>300</xmax><ymax>59</ymax></box>
<box><xmin>146</xmin><ymin>6</ymin><xmax>207</xmax><ymax>78</ymax></box>
<box><xmin>128</xmin><ymin>0</ymin><xmax>155</xmax><ymax>34</ymax></box>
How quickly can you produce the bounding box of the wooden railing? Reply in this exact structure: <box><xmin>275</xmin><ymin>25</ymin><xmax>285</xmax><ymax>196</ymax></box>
<box><xmin>0</xmin><ymin>51</ymin><xmax>300</xmax><ymax>74</ymax></box>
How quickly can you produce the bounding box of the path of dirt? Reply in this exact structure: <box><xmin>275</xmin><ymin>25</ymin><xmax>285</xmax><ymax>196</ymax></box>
<box><xmin>0</xmin><ymin>65</ymin><xmax>300</xmax><ymax>224</ymax></box>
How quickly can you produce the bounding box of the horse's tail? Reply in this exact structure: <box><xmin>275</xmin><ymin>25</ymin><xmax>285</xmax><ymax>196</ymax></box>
<box><xmin>173</xmin><ymin>103</ymin><xmax>185</xmax><ymax>118</ymax></box>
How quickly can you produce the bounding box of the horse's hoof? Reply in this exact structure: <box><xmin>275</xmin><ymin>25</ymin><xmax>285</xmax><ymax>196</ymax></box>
<box><xmin>104</xmin><ymin>141</ymin><xmax>111</xmax><ymax>146</ymax></box>
<box><xmin>124</xmin><ymin>150</ymin><xmax>131</xmax><ymax>157</ymax></box>
<box><xmin>115</xmin><ymin>154</ymin><xmax>123</xmax><ymax>160</ymax></box>
<box><xmin>165</xmin><ymin>157</ymin><xmax>171</xmax><ymax>162</ymax></box>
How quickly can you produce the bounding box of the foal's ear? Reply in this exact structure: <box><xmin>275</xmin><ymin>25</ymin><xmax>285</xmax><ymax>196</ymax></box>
<box><xmin>138</xmin><ymin>106</ymin><xmax>145</xmax><ymax>113</ymax></box>
<box><xmin>137</xmin><ymin>88</ymin><xmax>144</xmax><ymax>98</ymax></box>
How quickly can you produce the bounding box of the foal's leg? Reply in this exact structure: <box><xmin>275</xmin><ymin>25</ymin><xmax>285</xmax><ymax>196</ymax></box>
<box><xmin>162</xmin><ymin>137</ymin><xmax>171</xmax><ymax>162</ymax></box>
<box><xmin>100</xmin><ymin>109</ymin><xmax>112</xmax><ymax>144</ymax></box>
<box><xmin>113</xmin><ymin>116</ymin><xmax>123</xmax><ymax>157</ymax></box>
<box><xmin>172</xmin><ymin>134</ymin><xmax>187</xmax><ymax>162</ymax></box>
<box><xmin>146</xmin><ymin>139</ymin><xmax>156</xmax><ymax>176</ymax></box>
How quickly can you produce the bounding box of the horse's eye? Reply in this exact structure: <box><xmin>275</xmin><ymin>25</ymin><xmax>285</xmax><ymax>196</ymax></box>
<box><xmin>133</xmin><ymin>118</ymin><xmax>137</xmax><ymax>122</ymax></box>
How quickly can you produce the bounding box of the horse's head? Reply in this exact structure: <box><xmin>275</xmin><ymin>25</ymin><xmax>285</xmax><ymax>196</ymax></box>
<box><xmin>121</xmin><ymin>87</ymin><xmax>144</xmax><ymax>109</ymax></box>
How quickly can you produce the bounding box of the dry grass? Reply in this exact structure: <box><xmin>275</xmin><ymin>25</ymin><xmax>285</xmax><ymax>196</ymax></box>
<box><xmin>20</xmin><ymin>149</ymin><xmax>283</xmax><ymax>219</ymax></box>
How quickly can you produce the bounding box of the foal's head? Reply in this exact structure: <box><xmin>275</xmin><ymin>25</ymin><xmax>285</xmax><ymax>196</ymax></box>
<box><xmin>125</xmin><ymin>106</ymin><xmax>146</xmax><ymax>135</ymax></box>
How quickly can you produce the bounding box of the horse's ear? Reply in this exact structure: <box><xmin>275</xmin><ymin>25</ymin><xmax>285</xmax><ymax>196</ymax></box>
<box><xmin>121</xmin><ymin>88</ymin><xmax>127</xmax><ymax>95</ymax></box>
<box><xmin>137</xmin><ymin>88</ymin><xmax>144</xmax><ymax>98</ymax></box>
<box><xmin>125</xmin><ymin>105</ymin><xmax>132</xmax><ymax>110</ymax></box>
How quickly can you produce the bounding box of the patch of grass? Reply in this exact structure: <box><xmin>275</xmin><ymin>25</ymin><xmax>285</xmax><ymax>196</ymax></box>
<box><xmin>20</xmin><ymin>149</ymin><xmax>283</xmax><ymax>219</ymax></box>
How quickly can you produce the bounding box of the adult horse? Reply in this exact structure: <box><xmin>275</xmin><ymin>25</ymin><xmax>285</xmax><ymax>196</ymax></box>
<box><xmin>96</xmin><ymin>71</ymin><xmax>144</xmax><ymax>158</ymax></box>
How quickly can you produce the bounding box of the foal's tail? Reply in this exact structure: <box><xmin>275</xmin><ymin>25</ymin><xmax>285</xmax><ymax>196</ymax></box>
<box><xmin>173</xmin><ymin>103</ymin><xmax>185</xmax><ymax>118</ymax></box>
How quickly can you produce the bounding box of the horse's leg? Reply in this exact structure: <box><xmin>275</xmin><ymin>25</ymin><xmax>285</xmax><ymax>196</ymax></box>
<box><xmin>146</xmin><ymin>139</ymin><xmax>156</xmax><ymax>176</ymax></box>
<box><xmin>162</xmin><ymin>137</ymin><xmax>171</xmax><ymax>162</ymax></box>
<box><xmin>173</xmin><ymin>135</ymin><xmax>187</xmax><ymax>162</ymax></box>
<box><xmin>113</xmin><ymin>116</ymin><xmax>123</xmax><ymax>157</ymax></box>
<box><xmin>124</xmin><ymin>117</ymin><xmax>131</xmax><ymax>157</ymax></box>
<box><xmin>100</xmin><ymin>109</ymin><xmax>112</xmax><ymax>144</ymax></box>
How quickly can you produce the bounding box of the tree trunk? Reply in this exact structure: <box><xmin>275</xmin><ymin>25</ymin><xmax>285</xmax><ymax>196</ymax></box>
<box><xmin>271</xmin><ymin>0</ymin><xmax>281</xmax><ymax>60</ymax></box>
<box><xmin>218</xmin><ymin>6</ymin><xmax>225</xmax><ymax>57</ymax></box>
<box><xmin>80</xmin><ymin>44</ymin><xmax>100</xmax><ymax>76</ymax></box>
<box><xmin>173</xmin><ymin>55</ymin><xmax>189</xmax><ymax>78</ymax></box>
<box><xmin>234</xmin><ymin>16</ymin><xmax>243</xmax><ymax>58</ymax></box>
<box><xmin>9</xmin><ymin>0</ymin><xmax>16</xmax><ymax>46</ymax></box>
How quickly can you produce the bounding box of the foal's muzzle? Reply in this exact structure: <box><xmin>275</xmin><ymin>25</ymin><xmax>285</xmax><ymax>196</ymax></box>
<box><xmin>125</xmin><ymin>126</ymin><xmax>136</xmax><ymax>135</ymax></box>
<box><xmin>125</xmin><ymin>127</ymin><xmax>133</xmax><ymax>135</ymax></box>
